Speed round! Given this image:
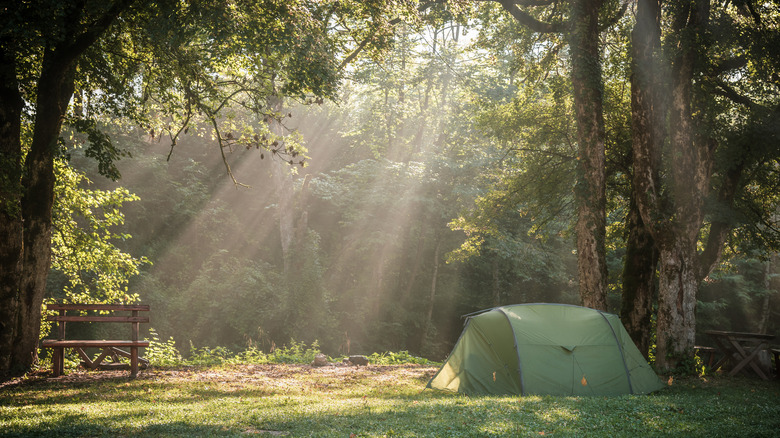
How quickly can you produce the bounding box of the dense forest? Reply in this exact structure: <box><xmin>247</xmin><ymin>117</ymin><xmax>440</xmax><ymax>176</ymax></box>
<box><xmin>1</xmin><ymin>0</ymin><xmax>779</xmax><ymax>379</ymax></box>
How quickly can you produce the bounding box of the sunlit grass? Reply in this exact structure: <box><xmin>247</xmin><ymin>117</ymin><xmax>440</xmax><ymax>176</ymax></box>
<box><xmin>2</xmin><ymin>364</ymin><xmax>779</xmax><ymax>437</ymax></box>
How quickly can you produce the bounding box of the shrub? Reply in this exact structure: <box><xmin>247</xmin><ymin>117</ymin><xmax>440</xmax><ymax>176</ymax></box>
<box><xmin>144</xmin><ymin>328</ymin><xmax>183</xmax><ymax>366</ymax></box>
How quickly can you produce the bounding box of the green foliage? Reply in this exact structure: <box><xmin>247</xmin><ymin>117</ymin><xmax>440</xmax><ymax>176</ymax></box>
<box><xmin>697</xmin><ymin>255</ymin><xmax>779</xmax><ymax>336</ymax></box>
<box><xmin>64</xmin><ymin>117</ymin><xmax>129</xmax><ymax>181</ymax></box>
<box><xmin>26</xmin><ymin>0</ymin><xmax>779</xmax><ymax>371</ymax></box>
<box><xmin>268</xmin><ymin>340</ymin><xmax>322</xmax><ymax>364</ymax></box>
<box><xmin>144</xmin><ymin>328</ymin><xmax>183</xmax><ymax>366</ymax></box>
<box><xmin>140</xmin><ymin>337</ymin><xmax>440</xmax><ymax>368</ymax></box>
<box><xmin>186</xmin><ymin>345</ymin><xmax>237</xmax><ymax>366</ymax></box>
<box><xmin>367</xmin><ymin>350</ymin><xmax>438</xmax><ymax>366</ymax></box>
<box><xmin>49</xmin><ymin>160</ymin><xmax>149</xmax><ymax>304</ymax></box>
<box><xmin>168</xmin><ymin>252</ymin><xmax>286</xmax><ymax>351</ymax></box>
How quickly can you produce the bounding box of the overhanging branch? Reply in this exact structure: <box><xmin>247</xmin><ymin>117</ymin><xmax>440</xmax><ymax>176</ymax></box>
<box><xmin>498</xmin><ymin>0</ymin><xmax>565</xmax><ymax>33</ymax></box>
<box><xmin>713</xmin><ymin>79</ymin><xmax>757</xmax><ymax>109</ymax></box>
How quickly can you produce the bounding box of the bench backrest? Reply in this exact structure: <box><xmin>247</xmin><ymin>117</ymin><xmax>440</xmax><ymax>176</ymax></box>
<box><xmin>47</xmin><ymin>304</ymin><xmax>150</xmax><ymax>341</ymax></box>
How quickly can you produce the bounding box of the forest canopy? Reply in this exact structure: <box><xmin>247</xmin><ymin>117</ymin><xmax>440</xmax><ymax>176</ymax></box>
<box><xmin>1</xmin><ymin>0</ymin><xmax>778</xmax><ymax>380</ymax></box>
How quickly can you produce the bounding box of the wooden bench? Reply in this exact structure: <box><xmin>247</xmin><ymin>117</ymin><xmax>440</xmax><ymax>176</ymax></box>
<box><xmin>41</xmin><ymin>304</ymin><xmax>150</xmax><ymax>378</ymax></box>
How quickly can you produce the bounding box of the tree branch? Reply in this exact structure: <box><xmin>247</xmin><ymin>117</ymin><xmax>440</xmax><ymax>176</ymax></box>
<box><xmin>498</xmin><ymin>0</ymin><xmax>565</xmax><ymax>33</ymax></box>
<box><xmin>479</xmin><ymin>0</ymin><xmax>556</xmax><ymax>6</ymax></box>
<box><xmin>337</xmin><ymin>18</ymin><xmax>402</xmax><ymax>71</ymax></box>
<box><xmin>600</xmin><ymin>0</ymin><xmax>629</xmax><ymax>31</ymax></box>
<box><xmin>710</xmin><ymin>56</ymin><xmax>748</xmax><ymax>75</ymax></box>
<box><xmin>697</xmin><ymin>137</ymin><xmax>746</xmax><ymax>279</ymax></box>
<box><xmin>63</xmin><ymin>1</ymin><xmax>137</xmax><ymax>63</ymax></box>
<box><xmin>713</xmin><ymin>79</ymin><xmax>757</xmax><ymax>108</ymax></box>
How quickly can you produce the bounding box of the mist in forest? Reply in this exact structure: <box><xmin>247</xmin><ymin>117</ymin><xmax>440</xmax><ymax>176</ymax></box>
<box><xmin>50</xmin><ymin>18</ymin><xmax>779</xmax><ymax>361</ymax></box>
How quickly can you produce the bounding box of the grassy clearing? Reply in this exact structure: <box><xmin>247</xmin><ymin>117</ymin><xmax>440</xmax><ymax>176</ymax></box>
<box><xmin>1</xmin><ymin>364</ymin><xmax>779</xmax><ymax>437</ymax></box>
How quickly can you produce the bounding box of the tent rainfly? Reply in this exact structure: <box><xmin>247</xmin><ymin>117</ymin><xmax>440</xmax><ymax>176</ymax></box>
<box><xmin>427</xmin><ymin>303</ymin><xmax>664</xmax><ymax>396</ymax></box>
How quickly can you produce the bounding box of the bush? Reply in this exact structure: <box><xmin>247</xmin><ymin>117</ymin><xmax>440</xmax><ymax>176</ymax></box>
<box><xmin>368</xmin><ymin>351</ymin><xmax>438</xmax><ymax>366</ymax></box>
<box><xmin>144</xmin><ymin>328</ymin><xmax>184</xmax><ymax>366</ymax></box>
<box><xmin>268</xmin><ymin>340</ymin><xmax>322</xmax><ymax>364</ymax></box>
<box><xmin>137</xmin><ymin>337</ymin><xmax>437</xmax><ymax>369</ymax></box>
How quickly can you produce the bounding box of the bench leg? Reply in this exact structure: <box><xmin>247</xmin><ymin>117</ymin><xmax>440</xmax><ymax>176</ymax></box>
<box><xmin>52</xmin><ymin>347</ymin><xmax>63</xmax><ymax>377</ymax></box>
<box><xmin>130</xmin><ymin>347</ymin><xmax>138</xmax><ymax>378</ymax></box>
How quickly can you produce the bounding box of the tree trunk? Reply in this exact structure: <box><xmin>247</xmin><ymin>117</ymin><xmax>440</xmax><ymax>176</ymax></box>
<box><xmin>492</xmin><ymin>256</ymin><xmax>501</xmax><ymax>307</ymax></box>
<box><xmin>569</xmin><ymin>0</ymin><xmax>607</xmax><ymax>311</ymax></box>
<box><xmin>653</xmin><ymin>0</ymin><xmax>714</xmax><ymax>372</ymax></box>
<box><xmin>420</xmin><ymin>239</ymin><xmax>441</xmax><ymax>351</ymax></box>
<box><xmin>655</xmin><ymin>238</ymin><xmax>698</xmax><ymax>368</ymax></box>
<box><xmin>267</xmin><ymin>94</ymin><xmax>297</xmax><ymax>275</ymax></box>
<box><xmin>0</xmin><ymin>49</ymin><xmax>25</xmax><ymax>378</ymax></box>
<box><xmin>756</xmin><ymin>255</ymin><xmax>776</xmax><ymax>334</ymax></box>
<box><xmin>0</xmin><ymin>48</ymin><xmax>77</xmax><ymax>378</ymax></box>
<box><xmin>620</xmin><ymin>197</ymin><xmax>657</xmax><ymax>359</ymax></box>
<box><xmin>623</xmin><ymin>0</ymin><xmax>663</xmax><ymax>360</ymax></box>
<box><xmin>400</xmin><ymin>221</ymin><xmax>425</xmax><ymax>306</ymax></box>
<box><xmin>0</xmin><ymin>2</ymin><xmax>132</xmax><ymax>380</ymax></box>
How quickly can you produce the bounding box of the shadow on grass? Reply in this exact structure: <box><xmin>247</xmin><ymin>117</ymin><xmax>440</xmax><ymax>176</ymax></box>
<box><xmin>1</xmin><ymin>416</ymin><xmax>281</xmax><ymax>438</ymax></box>
<box><xmin>2</xmin><ymin>368</ymin><xmax>779</xmax><ymax>437</ymax></box>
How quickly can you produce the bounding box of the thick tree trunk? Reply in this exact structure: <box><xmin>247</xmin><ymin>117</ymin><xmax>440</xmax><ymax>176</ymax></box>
<box><xmin>0</xmin><ymin>50</ymin><xmax>77</xmax><ymax>378</ymax></box>
<box><xmin>569</xmin><ymin>0</ymin><xmax>607</xmax><ymax>311</ymax></box>
<box><xmin>653</xmin><ymin>0</ymin><xmax>714</xmax><ymax>372</ymax></box>
<box><xmin>655</xmin><ymin>238</ymin><xmax>698</xmax><ymax>368</ymax></box>
<box><xmin>628</xmin><ymin>0</ymin><xmax>729</xmax><ymax>372</ymax></box>
<box><xmin>620</xmin><ymin>198</ymin><xmax>657</xmax><ymax>359</ymax></box>
<box><xmin>20</xmin><ymin>53</ymin><xmax>77</xmax><ymax>369</ymax></box>
<box><xmin>623</xmin><ymin>0</ymin><xmax>662</xmax><ymax>360</ymax></box>
<box><xmin>0</xmin><ymin>50</ymin><xmax>25</xmax><ymax>378</ymax></box>
<box><xmin>0</xmin><ymin>1</ymin><xmax>134</xmax><ymax>380</ymax></box>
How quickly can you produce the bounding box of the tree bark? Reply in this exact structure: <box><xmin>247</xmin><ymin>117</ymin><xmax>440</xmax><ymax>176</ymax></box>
<box><xmin>756</xmin><ymin>255</ymin><xmax>777</xmax><ymax>334</ymax></box>
<box><xmin>0</xmin><ymin>47</ymin><xmax>25</xmax><ymax>377</ymax></box>
<box><xmin>653</xmin><ymin>0</ymin><xmax>715</xmax><ymax>371</ymax></box>
<box><xmin>623</xmin><ymin>0</ymin><xmax>662</xmax><ymax>360</ymax></box>
<box><xmin>0</xmin><ymin>49</ymin><xmax>77</xmax><ymax>377</ymax></box>
<box><xmin>0</xmin><ymin>1</ymin><xmax>133</xmax><ymax>379</ymax></box>
<box><xmin>628</xmin><ymin>0</ymin><xmax>740</xmax><ymax>372</ymax></box>
<box><xmin>655</xmin><ymin>237</ymin><xmax>699</xmax><ymax>367</ymax></box>
<box><xmin>620</xmin><ymin>197</ymin><xmax>657</xmax><ymax>359</ymax></box>
<box><xmin>569</xmin><ymin>0</ymin><xmax>608</xmax><ymax>311</ymax></box>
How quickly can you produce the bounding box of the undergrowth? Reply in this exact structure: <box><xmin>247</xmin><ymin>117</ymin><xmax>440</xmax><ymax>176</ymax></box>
<box><xmin>37</xmin><ymin>329</ymin><xmax>439</xmax><ymax>373</ymax></box>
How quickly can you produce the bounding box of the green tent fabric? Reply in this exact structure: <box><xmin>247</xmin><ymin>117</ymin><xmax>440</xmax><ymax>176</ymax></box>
<box><xmin>427</xmin><ymin>303</ymin><xmax>664</xmax><ymax>396</ymax></box>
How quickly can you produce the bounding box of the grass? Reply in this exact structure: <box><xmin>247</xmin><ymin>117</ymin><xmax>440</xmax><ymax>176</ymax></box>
<box><xmin>1</xmin><ymin>364</ymin><xmax>779</xmax><ymax>437</ymax></box>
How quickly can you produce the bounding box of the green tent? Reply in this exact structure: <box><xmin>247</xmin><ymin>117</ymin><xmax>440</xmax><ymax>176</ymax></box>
<box><xmin>427</xmin><ymin>303</ymin><xmax>664</xmax><ymax>396</ymax></box>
